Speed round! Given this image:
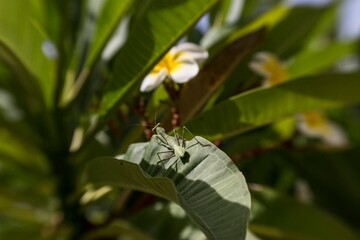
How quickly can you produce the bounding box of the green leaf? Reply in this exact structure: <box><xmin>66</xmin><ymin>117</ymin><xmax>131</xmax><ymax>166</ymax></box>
<box><xmin>0</xmin><ymin>130</ymin><xmax>47</xmax><ymax>171</ymax></box>
<box><xmin>61</xmin><ymin>0</ymin><xmax>135</xmax><ymax>104</ymax></box>
<box><xmin>82</xmin><ymin>220</ymin><xmax>151</xmax><ymax>240</ymax></box>
<box><xmin>286</xmin><ymin>147</ymin><xmax>360</xmax><ymax>228</ymax></box>
<box><xmin>0</xmin><ymin>120</ymin><xmax>45</xmax><ymax>169</ymax></box>
<box><xmin>199</xmin><ymin>0</ymin><xmax>245</xmax><ymax>48</ymax></box>
<box><xmin>250</xmin><ymin>185</ymin><xmax>359</xmax><ymax>240</ymax></box>
<box><xmin>0</xmin><ymin>218</ymin><xmax>44</xmax><ymax>240</ymax></box>
<box><xmin>208</xmin><ymin>5</ymin><xmax>289</xmax><ymax>53</ymax></box>
<box><xmin>86</xmin><ymin>132</ymin><xmax>250</xmax><ymax>239</ymax></box>
<box><xmin>86</xmin><ymin>158</ymin><xmax>179</xmax><ymax>204</ymax></box>
<box><xmin>0</xmin><ymin>1</ymin><xmax>56</xmax><ymax>108</ymax></box>
<box><xmin>230</xmin><ymin>5</ymin><xmax>288</xmax><ymax>41</ymax></box>
<box><xmin>131</xmin><ymin>201</ymin><xmax>206</xmax><ymax>240</ymax></box>
<box><xmin>288</xmin><ymin>41</ymin><xmax>357</xmax><ymax>79</ymax></box>
<box><xmin>223</xmin><ymin>118</ymin><xmax>296</xmax><ymax>155</ymax></box>
<box><xmin>261</xmin><ymin>6</ymin><xmax>329</xmax><ymax>58</ymax></box>
<box><xmin>86</xmin><ymin>0</ymin><xmax>134</xmax><ymax>67</ymax></box>
<box><xmin>0</xmin><ymin>159</ymin><xmax>53</xmax><ymax>205</ymax></box>
<box><xmin>98</xmin><ymin>0</ymin><xmax>218</xmax><ymax>119</ymax></box>
<box><xmin>218</xmin><ymin>0</ymin><xmax>244</xmax><ymax>26</ymax></box>
<box><xmin>185</xmin><ymin>71</ymin><xmax>360</xmax><ymax>141</ymax></box>
<box><xmin>0</xmin><ymin>195</ymin><xmax>48</xmax><ymax>224</ymax></box>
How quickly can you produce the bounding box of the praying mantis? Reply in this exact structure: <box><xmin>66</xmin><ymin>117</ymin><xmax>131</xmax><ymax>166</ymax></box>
<box><xmin>152</xmin><ymin>123</ymin><xmax>208</xmax><ymax>170</ymax></box>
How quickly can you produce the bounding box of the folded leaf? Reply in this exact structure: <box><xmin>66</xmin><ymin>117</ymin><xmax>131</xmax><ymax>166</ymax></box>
<box><xmin>86</xmin><ymin>133</ymin><xmax>250</xmax><ymax>239</ymax></box>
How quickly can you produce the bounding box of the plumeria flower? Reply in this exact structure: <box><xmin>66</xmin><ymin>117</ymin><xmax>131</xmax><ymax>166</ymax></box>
<box><xmin>249</xmin><ymin>52</ymin><xmax>289</xmax><ymax>86</ymax></box>
<box><xmin>296</xmin><ymin>111</ymin><xmax>348</xmax><ymax>147</ymax></box>
<box><xmin>250</xmin><ymin>52</ymin><xmax>348</xmax><ymax>147</ymax></box>
<box><xmin>140</xmin><ymin>42</ymin><xmax>208</xmax><ymax>92</ymax></box>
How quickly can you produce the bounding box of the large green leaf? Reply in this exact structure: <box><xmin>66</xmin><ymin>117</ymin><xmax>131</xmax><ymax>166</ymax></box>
<box><xmin>98</xmin><ymin>0</ymin><xmax>218</xmax><ymax>119</ymax></box>
<box><xmin>86</xmin><ymin>131</ymin><xmax>250</xmax><ymax>239</ymax></box>
<box><xmin>0</xmin><ymin>1</ymin><xmax>56</xmax><ymax>108</ymax></box>
<box><xmin>250</xmin><ymin>185</ymin><xmax>359</xmax><ymax>240</ymax></box>
<box><xmin>185</xmin><ymin>71</ymin><xmax>360</xmax><ymax>141</ymax></box>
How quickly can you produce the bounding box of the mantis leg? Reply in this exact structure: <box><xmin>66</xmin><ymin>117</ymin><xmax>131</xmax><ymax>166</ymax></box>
<box><xmin>156</xmin><ymin>136</ymin><xmax>172</xmax><ymax>150</ymax></box>
<box><xmin>173</xmin><ymin>129</ymin><xmax>187</xmax><ymax>148</ymax></box>
<box><xmin>168</xmin><ymin>157</ymin><xmax>180</xmax><ymax>172</ymax></box>
<box><xmin>173</xmin><ymin>129</ymin><xmax>180</xmax><ymax>146</ymax></box>
<box><xmin>181</xmin><ymin>127</ymin><xmax>186</xmax><ymax>148</ymax></box>
<box><xmin>156</xmin><ymin>150</ymin><xmax>175</xmax><ymax>168</ymax></box>
<box><xmin>183</xmin><ymin>126</ymin><xmax>211</xmax><ymax>149</ymax></box>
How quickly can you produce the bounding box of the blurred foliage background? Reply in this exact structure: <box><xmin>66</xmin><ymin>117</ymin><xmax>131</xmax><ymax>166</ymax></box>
<box><xmin>1</xmin><ymin>0</ymin><xmax>360</xmax><ymax>239</ymax></box>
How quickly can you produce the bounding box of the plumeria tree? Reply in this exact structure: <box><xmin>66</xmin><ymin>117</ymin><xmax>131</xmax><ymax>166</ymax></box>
<box><xmin>1</xmin><ymin>0</ymin><xmax>360</xmax><ymax>240</ymax></box>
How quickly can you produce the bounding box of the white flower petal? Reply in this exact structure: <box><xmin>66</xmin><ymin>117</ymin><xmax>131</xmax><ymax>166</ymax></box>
<box><xmin>250</xmin><ymin>51</ymin><xmax>289</xmax><ymax>86</ymax></box>
<box><xmin>249</xmin><ymin>52</ymin><xmax>276</xmax><ymax>77</ymax></box>
<box><xmin>322</xmin><ymin>122</ymin><xmax>349</xmax><ymax>147</ymax></box>
<box><xmin>42</xmin><ymin>40</ymin><xmax>58</xmax><ymax>60</ymax></box>
<box><xmin>170</xmin><ymin>60</ymin><xmax>199</xmax><ymax>83</ymax></box>
<box><xmin>102</xmin><ymin>16</ymin><xmax>130</xmax><ymax>61</ymax></box>
<box><xmin>174</xmin><ymin>42</ymin><xmax>208</xmax><ymax>63</ymax></box>
<box><xmin>297</xmin><ymin>120</ymin><xmax>323</xmax><ymax>138</ymax></box>
<box><xmin>140</xmin><ymin>68</ymin><xmax>167</xmax><ymax>92</ymax></box>
<box><xmin>254</xmin><ymin>52</ymin><xmax>274</xmax><ymax>63</ymax></box>
<box><xmin>249</xmin><ymin>61</ymin><xmax>271</xmax><ymax>77</ymax></box>
<box><xmin>175</xmin><ymin>42</ymin><xmax>203</xmax><ymax>52</ymax></box>
<box><xmin>296</xmin><ymin>113</ymin><xmax>326</xmax><ymax>138</ymax></box>
<box><xmin>296</xmin><ymin>113</ymin><xmax>349</xmax><ymax>147</ymax></box>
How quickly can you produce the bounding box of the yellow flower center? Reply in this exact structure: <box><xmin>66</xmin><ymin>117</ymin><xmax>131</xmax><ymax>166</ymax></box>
<box><xmin>303</xmin><ymin>111</ymin><xmax>330</xmax><ymax>133</ymax></box>
<box><xmin>153</xmin><ymin>51</ymin><xmax>180</xmax><ymax>74</ymax></box>
<box><xmin>263</xmin><ymin>56</ymin><xmax>288</xmax><ymax>85</ymax></box>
